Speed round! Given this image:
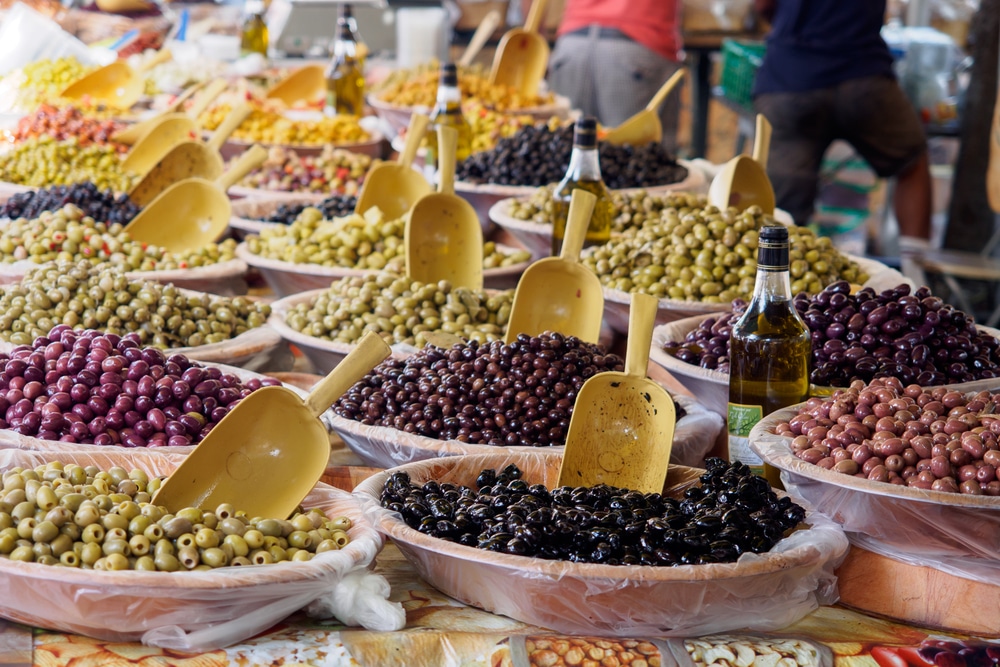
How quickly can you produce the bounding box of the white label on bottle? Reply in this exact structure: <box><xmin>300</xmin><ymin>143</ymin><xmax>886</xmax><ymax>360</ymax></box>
<box><xmin>728</xmin><ymin>402</ymin><xmax>764</xmax><ymax>470</ymax></box>
<box><xmin>727</xmin><ymin>434</ymin><xmax>763</xmax><ymax>468</ymax></box>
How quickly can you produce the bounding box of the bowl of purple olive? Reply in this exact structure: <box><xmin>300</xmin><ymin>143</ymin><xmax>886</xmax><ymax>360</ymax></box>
<box><xmin>354</xmin><ymin>451</ymin><xmax>849</xmax><ymax>636</ymax></box>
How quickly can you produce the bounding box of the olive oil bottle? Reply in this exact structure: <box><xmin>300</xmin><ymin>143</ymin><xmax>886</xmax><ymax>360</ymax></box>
<box><xmin>324</xmin><ymin>4</ymin><xmax>365</xmax><ymax>116</ymax></box>
<box><xmin>425</xmin><ymin>63</ymin><xmax>473</xmax><ymax>171</ymax></box>
<box><xmin>551</xmin><ymin>117</ymin><xmax>612</xmax><ymax>256</ymax></box>
<box><xmin>727</xmin><ymin>225</ymin><xmax>810</xmax><ymax>485</ymax></box>
<box><xmin>240</xmin><ymin>0</ymin><xmax>269</xmax><ymax>58</ymax></box>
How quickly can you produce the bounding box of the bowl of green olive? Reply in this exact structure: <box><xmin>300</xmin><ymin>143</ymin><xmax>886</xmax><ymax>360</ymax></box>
<box><xmin>268</xmin><ymin>273</ymin><xmax>515</xmax><ymax>374</ymax></box>
<box><xmin>0</xmin><ymin>450</ymin><xmax>386</xmax><ymax>647</ymax></box>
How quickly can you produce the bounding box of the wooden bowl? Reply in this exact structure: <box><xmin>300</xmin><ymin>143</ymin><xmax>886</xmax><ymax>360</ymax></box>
<box><xmin>460</xmin><ymin>160</ymin><xmax>705</xmax><ymax>242</ymax></box>
<box><xmin>327</xmin><ymin>392</ymin><xmax>723</xmax><ymax>469</ymax></box>
<box><xmin>0</xmin><ymin>449</ymin><xmax>383</xmax><ymax>647</ymax></box>
<box><xmin>353</xmin><ymin>451</ymin><xmax>848</xmax><ymax>637</ymax></box>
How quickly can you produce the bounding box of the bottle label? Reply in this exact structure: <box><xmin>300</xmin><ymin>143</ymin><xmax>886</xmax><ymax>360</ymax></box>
<box><xmin>727</xmin><ymin>402</ymin><xmax>764</xmax><ymax>469</ymax></box>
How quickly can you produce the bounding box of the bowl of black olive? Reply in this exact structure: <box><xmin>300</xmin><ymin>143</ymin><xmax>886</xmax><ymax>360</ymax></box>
<box><xmin>650</xmin><ymin>282</ymin><xmax>1000</xmax><ymax>418</ymax></box>
<box><xmin>354</xmin><ymin>451</ymin><xmax>849</xmax><ymax>636</ymax></box>
<box><xmin>453</xmin><ymin>123</ymin><xmax>703</xmax><ymax>227</ymax></box>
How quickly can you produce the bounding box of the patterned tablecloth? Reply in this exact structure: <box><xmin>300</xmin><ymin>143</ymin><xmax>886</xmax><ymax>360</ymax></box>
<box><xmin>0</xmin><ymin>539</ymin><xmax>994</xmax><ymax>667</ymax></box>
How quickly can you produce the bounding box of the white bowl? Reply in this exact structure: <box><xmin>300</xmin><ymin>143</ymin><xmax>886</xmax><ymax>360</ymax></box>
<box><xmin>0</xmin><ymin>448</ymin><xmax>384</xmax><ymax>649</ymax></box>
<box><xmin>353</xmin><ymin>451</ymin><xmax>848</xmax><ymax>637</ymax></box>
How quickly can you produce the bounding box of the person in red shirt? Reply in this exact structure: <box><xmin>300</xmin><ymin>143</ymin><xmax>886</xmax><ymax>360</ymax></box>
<box><xmin>546</xmin><ymin>0</ymin><xmax>684</xmax><ymax>152</ymax></box>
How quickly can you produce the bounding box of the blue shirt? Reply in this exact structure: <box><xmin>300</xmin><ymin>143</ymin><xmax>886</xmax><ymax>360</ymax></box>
<box><xmin>753</xmin><ymin>0</ymin><xmax>896</xmax><ymax>96</ymax></box>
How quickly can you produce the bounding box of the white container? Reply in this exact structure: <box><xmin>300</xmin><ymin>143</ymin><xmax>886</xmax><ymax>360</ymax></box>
<box><xmin>395</xmin><ymin>8</ymin><xmax>448</xmax><ymax>69</ymax></box>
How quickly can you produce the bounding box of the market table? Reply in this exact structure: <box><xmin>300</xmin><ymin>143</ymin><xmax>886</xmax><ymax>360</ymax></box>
<box><xmin>0</xmin><ymin>530</ymin><xmax>990</xmax><ymax>667</ymax></box>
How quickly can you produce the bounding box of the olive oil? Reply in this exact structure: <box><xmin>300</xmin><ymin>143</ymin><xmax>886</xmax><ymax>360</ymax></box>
<box><xmin>727</xmin><ymin>225</ymin><xmax>810</xmax><ymax>486</ymax></box>
<box><xmin>551</xmin><ymin>117</ymin><xmax>612</xmax><ymax>256</ymax></box>
<box><xmin>324</xmin><ymin>4</ymin><xmax>365</xmax><ymax>116</ymax></box>
<box><xmin>240</xmin><ymin>0</ymin><xmax>269</xmax><ymax>58</ymax></box>
<box><xmin>425</xmin><ymin>63</ymin><xmax>473</xmax><ymax>171</ymax></box>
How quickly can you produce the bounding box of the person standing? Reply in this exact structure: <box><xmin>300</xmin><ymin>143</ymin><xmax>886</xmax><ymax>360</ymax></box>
<box><xmin>546</xmin><ymin>0</ymin><xmax>684</xmax><ymax>152</ymax></box>
<box><xmin>752</xmin><ymin>0</ymin><xmax>933</xmax><ymax>247</ymax></box>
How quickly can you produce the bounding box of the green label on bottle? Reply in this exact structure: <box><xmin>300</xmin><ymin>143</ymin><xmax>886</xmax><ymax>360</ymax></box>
<box><xmin>727</xmin><ymin>402</ymin><xmax>764</xmax><ymax>470</ymax></box>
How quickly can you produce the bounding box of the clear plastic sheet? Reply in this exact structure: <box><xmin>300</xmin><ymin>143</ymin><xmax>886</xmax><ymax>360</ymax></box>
<box><xmin>0</xmin><ymin>3</ymin><xmax>96</xmax><ymax>78</ymax></box>
<box><xmin>751</xmin><ymin>407</ymin><xmax>1000</xmax><ymax>585</ymax></box>
<box><xmin>330</xmin><ymin>393</ymin><xmax>723</xmax><ymax>470</ymax></box>
<box><xmin>354</xmin><ymin>451</ymin><xmax>849</xmax><ymax>637</ymax></box>
<box><xmin>0</xmin><ymin>448</ymin><xmax>400</xmax><ymax>651</ymax></box>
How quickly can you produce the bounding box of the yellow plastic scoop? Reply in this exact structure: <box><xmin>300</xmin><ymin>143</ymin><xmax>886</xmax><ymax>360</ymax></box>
<box><xmin>265</xmin><ymin>64</ymin><xmax>327</xmax><ymax>107</ymax></box>
<box><xmin>152</xmin><ymin>331</ymin><xmax>391</xmax><ymax>518</ymax></box>
<box><xmin>708</xmin><ymin>113</ymin><xmax>775</xmax><ymax>214</ymax></box>
<box><xmin>603</xmin><ymin>69</ymin><xmax>686</xmax><ymax>146</ymax></box>
<box><xmin>122</xmin><ymin>100</ymin><xmax>251</xmax><ymax>179</ymax></box>
<box><xmin>354</xmin><ymin>113</ymin><xmax>432</xmax><ymax>220</ymax></box>
<box><xmin>405</xmin><ymin>125</ymin><xmax>484</xmax><ymax>290</ymax></box>
<box><xmin>459</xmin><ymin>9</ymin><xmax>503</xmax><ymax>68</ymax></box>
<box><xmin>504</xmin><ymin>188</ymin><xmax>604</xmax><ymax>344</ymax></box>
<box><xmin>61</xmin><ymin>49</ymin><xmax>172</xmax><ymax>110</ymax></box>
<box><xmin>113</xmin><ymin>78</ymin><xmax>228</xmax><ymax>145</ymax></box>
<box><xmin>557</xmin><ymin>292</ymin><xmax>676</xmax><ymax>492</ymax></box>
<box><xmin>128</xmin><ymin>103</ymin><xmax>254</xmax><ymax>207</ymax></box>
<box><xmin>489</xmin><ymin>0</ymin><xmax>550</xmax><ymax>98</ymax></box>
<box><xmin>124</xmin><ymin>144</ymin><xmax>268</xmax><ymax>252</ymax></box>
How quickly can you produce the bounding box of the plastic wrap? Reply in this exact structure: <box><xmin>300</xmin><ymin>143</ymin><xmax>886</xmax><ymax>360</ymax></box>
<box><xmin>354</xmin><ymin>451</ymin><xmax>849</xmax><ymax>637</ymax></box>
<box><xmin>0</xmin><ymin>448</ymin><xmax>400</xmax><ymax>651</ymax></box>
<box><xmin>329</xmin><ymin>392</ymin><xmax>723</xmax><ymax>470</ymax></box>
<box><xmin>0</xmin><ymin>361</ymin><xmax>314</xmax><ymax>457</ymax></box>
<box><xmin>236</xmin><ymin>242</ymin><xmax>529</xmax><ymax>299</ymax></box>
<box><xmin>750</xmin><ymin>406</ymin><xmax>1000</xmax><ymax>585</ymax></box>
<box><xmin>0</xmin><ymin>4</ymin><xmax>96</xmax><ymax>78</ymax></box>
<box><xmin>0</xmin><ymin>258</ymin><xmax>249</xmax><ymax>296</ymax></box>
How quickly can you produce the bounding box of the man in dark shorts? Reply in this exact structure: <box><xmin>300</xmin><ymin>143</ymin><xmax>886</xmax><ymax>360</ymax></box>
<box><xmin>752</xmin><ymin>0</ymin><xmax>933</xmax><ymax>246</ymax></box>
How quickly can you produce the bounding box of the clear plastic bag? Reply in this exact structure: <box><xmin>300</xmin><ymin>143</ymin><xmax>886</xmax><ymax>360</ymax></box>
<box><xmin>752</xmin><ymin>409</ymin><xmax>1000</xmax><ymax>585</ymax></box>
<box><xmin>0</xmin><ymin>3</ymin><xmax>97</xmax><ymax>77</ymax></box>
<box><xmin>0</xmin><ymin>448</ymin><xmax>401</xmax><ymax>651</ymax></box>
<box><xmin>330</xmin><ymin>393</ymin><xmax>724</xmax><ymax>470</ymax></box>
<box><xmin>355</xmin><ymin>451</ymin><xmax>850</xmax><ymax>637</ymax></box>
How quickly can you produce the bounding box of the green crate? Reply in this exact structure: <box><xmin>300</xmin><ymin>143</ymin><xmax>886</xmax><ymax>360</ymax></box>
<box><xmin>719</xmin><ymin>39</ymin><xmax>766</xmax><ymax>109</ymax></box>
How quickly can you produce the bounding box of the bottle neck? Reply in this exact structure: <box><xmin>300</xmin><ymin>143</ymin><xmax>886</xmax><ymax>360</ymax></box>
<box><xmin>750</xmin><ymin>250</ymin><xmax>794</xmax><ymax>304</ymax></box>
<box><xmin>436</xmin><ymin>82</ymin><xmax>461</xmax><ymax>107</ymax></box>
<box><xmin>333</xmin><ymin>25</ymin><xmax>358</xmax><ymax>59</ymax></box>
<box><xmin>564</xmin><ymin>144</ymin><xmax>602</xmax><ymax>181</ymax></box>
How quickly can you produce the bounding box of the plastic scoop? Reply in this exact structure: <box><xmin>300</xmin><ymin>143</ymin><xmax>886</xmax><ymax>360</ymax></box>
<box><xmin>122</xmin><ymin>99</ymin><xmax>250</xmax><ymax>179</ymax></box>
<box><xmin>127</xmin><ymin>103</ymin><xmax>254</xmax><ymax>207</ymax></box>
<box><xmin>113</xmin><ymin>77</ymin><xmax>228</xmax><ymax>145</ymax></box>
<box><xmin>61</xmin><ymin>49</ymin><xmax>172</xmax><ymax>110</ymax></box>
<box><xmin>504</xmin><ymin>188</ymin><xmax>604</xmax><ymax>344</ymax></box>
<box><xmin>265</xmin><ymin>63</ymin><xmax>327</xmax><ymax>107</ymax></box>
<box><xmin>354</xmin><ymin>112</ymin><xmax>432</xmax><ymax>220</ymax></box>
<box><xmin>405</xmin><ymin>125</ymin><xmax>484</xmax><ymax>290</ymax></box>
<box><xmin>602</xmin><ymin>69</ymin><xmax>686</xmax><ymax>146</ymax></box>
<box><xmin>557</xmin><ymin>292</ymin><xmax>676</xmax><ymax>493</ymax></box>
<box><xmin>489</xmin><ymin>0</ymin><xmax>550</xmax><ymax>98</ymax></box>
<box><xmin>459</xmin><ymin>9</ymin><xmax>503</xmax><ymax>68</ymax></box>
<box><xmin>124</xmin><ymin>144</ymin><xmax>267</xmax><ymax>252</ymax></box>
<box><xmin>708</xmin><ymin>113</ymin><xmax>775</xmax><ymax>214</ymax></box>
<box><xmin>152</xmin><ymin>331</ymin><xmax>391</xmax><ymax>518</ymax></box>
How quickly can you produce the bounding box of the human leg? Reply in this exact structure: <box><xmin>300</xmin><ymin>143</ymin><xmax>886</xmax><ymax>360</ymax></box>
<box><xmin>547</xmin><ymin>32</ymin><xmax>598</xmax><ymax>118</ymax></box>
<box><xmin>753</xmin><ymin>90</ymin><xmax>835</xmax><ymax>225</ymax></box>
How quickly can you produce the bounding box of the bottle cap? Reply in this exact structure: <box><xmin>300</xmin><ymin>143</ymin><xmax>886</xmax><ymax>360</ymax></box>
<box><xmin>340</xmin><ymin>3</ymin><xmax>353</xmax><ymax>19</ymax></box>
<box><xmin>574</xmin><ymin>116</ymin><xmax>598</xmax><ymax>148</ymax></box>
<box><xmin>757</xmin><ymin>224</ymin><xmax>789</xmax><ymax>269</ymax></box>
<box><xmin>440</xmin><ymin>63</ymin><xmax>459</xmax><ymax>87</ymax></box>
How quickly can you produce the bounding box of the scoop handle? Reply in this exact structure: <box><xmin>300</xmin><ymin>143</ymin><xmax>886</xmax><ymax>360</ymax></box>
<box><xmin>137</xmin><ymin>49</ymin><xmax>172</xmax><ymax>74</ymax></box>
<box><xmin>459</xmin><ymin>9</ymin><xmax>502</xmax><ymax>67</ymax></box>
<box><xmin>437</xmin><ymin>125</ymin><xmax>457</xmax><ymax>196</ymax></box>
<box><xmin>305</xmin><ymin>331</ymin><xmax>391</xmax><ymax>417</ymax></box>
<box><xmin>559</xmin><ymin>188</ymin><xmax>596</xmax><ymax>262</ymax></box>
<box><xmin>164</xmin><ymin>80</ymin><xmax>206</xmax><ymax>114</ymax></box>
<box><xmin>216</xmin><ymin>144</ymin><xmax>268</xmax><ymax>191</ymax></box>
<box><xmin>188</xmin><ymin>78</ymin><xmax>229</xmax><ymax>119</ymax></box>
<box><xmin>625</xmin><ymin>292</ymin><xmax>657</xmax><ymax>379</ymax></box>
<box><xmin>207</xmin><ymin>102</ymin><xmax>253</xmax><ymax>152</ymax></box>
<box><xmin>399</xmin><ymin>113</ymin><xmax>430</xmax><ymax>169</ymax></box>
<box><xmin>753</xmin><ymin>113</ymin><xmax>771</xmax><ymax>168</ymax></box>
<box><xmin>646</xmin><ymin>68</ymin><xmax>686</xmax><ymax>112</ymax></box>
<box><xmin>524</xmin><ymin>0</ymin><xmax>549</xmax><ymax>33</ymax></box>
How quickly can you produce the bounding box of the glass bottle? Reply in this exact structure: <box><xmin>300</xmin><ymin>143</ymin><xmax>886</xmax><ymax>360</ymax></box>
<box><xmin>551</xmin><ymin>117</ymin><xmax>613</xmax><ymax>256</ymax></box>
<box><xmin>425</xmin><ymin>62</ymin><xmax>473</xmax><ymax>172</ymax></box>
<box><xmin>727</xmin><ymin>224</ymin><xmax>811</xmax><ymax>486</ymax></box>
<box><xmin>240</xmin><ymin>0</ymin><xmax>269</xmax><ymax>58</ymax></box>
<box><xmin>339</xmin><ymin>3</ymin><xmax>368</xmax><ymax>69</ymax></box>
<box><xmin>324</xmin><ymin>4</ymin><xmax>365</xmax><ymax>116</ymax></box>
